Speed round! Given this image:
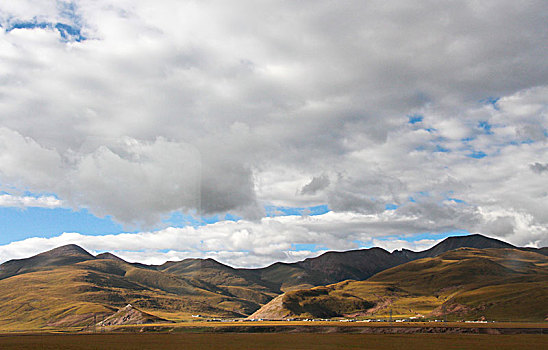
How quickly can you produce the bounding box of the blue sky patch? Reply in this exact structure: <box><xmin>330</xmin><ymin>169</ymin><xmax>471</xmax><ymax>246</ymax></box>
<box><xmin>224</xmin><ymin>213</ymin><xmax>241</xmax><ymax>222</ymax></box>
<box><xmin>6</xmin><ymin>20</ymin><xmax>85</xmax><ymax>42</ymax></box>
<box><xmin>480</xmin><ymin>97</ymin><xmax>500</xmax><ymax>110</ymax></box>
<box><xmin>434</xmin><ymin>145</ymin><xmax>450</xmax><ymax>153</ymax></box>
<box><xmin>200</xmin><ymin>215</ymin><xmax>221</xmax><ymax>225</ymax></box>
<box><xmin>447</xmin><ymin>197</ymin><xmax>466</xmax><ymax>204</ymax></box>
<box><xmin>467</xmin><ymin>150</ymin><xmax>487</xmax><ymax>159</ymax></box>
<box><xmin>292</xmin><ymin>243</ymin><xmax>327</xmax><ymax>252</ymax></box>
<box><xmin>478</xmin><ymin>121</ymin><xmax>493</xmax><ymax>134</ymax></box>
<box><xmin>0</xmin><ymin>207</ymin><xmax>126</xmax><ymax>245</ymax></box>
<box><xmin>9</xmin><ymin>22</ymin><xmax>49</xmax><ymax>30</ymax></box>
<box><xmin>164</xmin><ymin>211</ymin><xmax>240</xmax><ymax>227</ymax></box>
<box><xmin>408</xmin><ymin>115</ymin><xmax>423</xmax><ymax>124</ymax></box>
<box><xmin>55</xmin><ymin>23</ymin><xmax>84</xmax><ymax>41</ymax></box>
<box><xmin>385</xmin><ymin>203</ymin><xmax>398</xmax><ymax>210</ymax></box>
<box><xmin>265</xmin><ymin>204</ymin><xmax>329</xmax><ymax>217</ymax></box>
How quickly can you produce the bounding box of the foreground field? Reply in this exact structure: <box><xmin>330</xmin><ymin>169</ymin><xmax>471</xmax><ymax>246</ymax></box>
<box><xmin>0</xmin><ymin>333</ymin><xmax>546</xmax><ymax>350</ymax></box>
<box><xmin>2</xmin><ymin>320</ymin><xmax>546</xmax><ymax>334</ymax></box>
<box><xmin>101</xmin><ymin>320</ymin><xmax>548</xmax><ymax>334</ymax></box>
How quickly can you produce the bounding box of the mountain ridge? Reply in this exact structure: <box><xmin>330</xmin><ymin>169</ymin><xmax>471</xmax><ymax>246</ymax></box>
<box><xmin>1</xmin><ymin>234</ymin><xmax>544</xmax><ymax>288</ymax></box>
<box><xmin>0</xmin><ymin>233</ymin><xmax>546</xmax><ymax>329</ymax></box>
<box><xmin>250</xmin><ymin>247</ymin><xmax>548</xmax><ymax>321</ymax></box>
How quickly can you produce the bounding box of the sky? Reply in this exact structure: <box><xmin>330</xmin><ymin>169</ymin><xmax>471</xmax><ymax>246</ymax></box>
<box><xmin>0</xmin><ymin>0</ymin><xmax>547</xmax><ymax>267</ymax></box>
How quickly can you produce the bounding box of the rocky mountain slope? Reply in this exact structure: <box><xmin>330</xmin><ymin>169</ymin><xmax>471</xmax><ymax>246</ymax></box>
<box><xmin>97</xmin><ymin>304</ymin><xmax>170</xmax><ymax>326</ymax></box>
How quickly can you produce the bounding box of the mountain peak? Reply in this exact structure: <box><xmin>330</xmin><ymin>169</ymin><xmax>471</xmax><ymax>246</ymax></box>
<box><xmin>439</xmin><ymin>234</ymin><xmax>514</xmax><ymax>248</ymax></box>
<box><xmin>0</xmin><ymin>244</ymin><xmax>95</xmax><ymax>280</ymax></box>
<box><xmin>419</xmin><ymin>234</ymin><xmax>515</xmax><ymax>258</ymax></box>
<box><xmin>38</xmin><ymin>244</ymin><xmax>94</xmax><ymax>259</ymax></box>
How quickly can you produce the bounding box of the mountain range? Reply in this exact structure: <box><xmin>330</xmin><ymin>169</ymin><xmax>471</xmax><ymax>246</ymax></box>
<box><xmin>0</xmin><ymin>234</ymin><xmax>546</xmax><ymax>330</ymax></box>
<box><xmin>251</xmin><ymin>247</ymin><xmax>548</xmax><ymax>321</ymax></box>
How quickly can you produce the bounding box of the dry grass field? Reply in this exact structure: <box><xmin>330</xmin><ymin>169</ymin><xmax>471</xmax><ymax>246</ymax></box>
<box><xmin>103</xmin><ymin>320</ymin><xmax>548</xmax><ymax>330</ymax></box>
<box><xmin>0</xmin><ymin>333</ymin><xmax>546</xmax><ymax>350</ymax></box>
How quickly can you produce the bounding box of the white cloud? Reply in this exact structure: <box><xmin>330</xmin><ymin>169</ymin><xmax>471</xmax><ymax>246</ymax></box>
<box><xmin>0</xmin><ymin>1</ymin><xmax>546</xmax><ymax>253</ymax></box>
<box><xmin>0</xmin><ymin>208</ymin><xmax>543</xmax><ymax>268</ymax></box>
<box><xmin>0</xmin><ymin>194</ymin><xmax>64</xmax><ymax>208</ymax></box>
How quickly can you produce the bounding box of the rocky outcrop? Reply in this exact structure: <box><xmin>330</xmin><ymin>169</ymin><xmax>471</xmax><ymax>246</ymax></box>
<box><xmin>98</xmin><ymin>304</ymin><xmax>171</xmax><ymax>326</ymax></box>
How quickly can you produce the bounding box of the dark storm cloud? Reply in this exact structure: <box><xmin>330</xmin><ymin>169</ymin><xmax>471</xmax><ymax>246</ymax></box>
<box><xmin>530</xmin><ymin>162</ymin><xmax>548</xmax><ymax>174</ymax></box>
<box><xmin>300</xmin><ymin>174</ymin><xmax>330</xmax><ymax>195</ymax></box>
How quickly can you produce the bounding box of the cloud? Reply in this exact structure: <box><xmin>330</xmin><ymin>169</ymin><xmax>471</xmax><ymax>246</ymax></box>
<box><xmin>0</xmin><ymin>127</ymin><xmax>64</xmax><ymax>189</ymax></box>
<box><xmin>300</xmin><ymin>174</ymin><xmax>330</xmax><ymax>195</ymax></box>
<box><xmin>0</xmin><ymin>1</ymin><xmax>546</xmax><ymax>251</ymax></box>
<box><xmin>0</xmin><ymin>206</ymin><xmax>544</xmax><ymax>268</ymax></box>
<box><xmin>0</xmin><ymin>129</ymin><xmax>261</xmax><ymax>225</ymax></box>
<box><xmin>0</xmin><ymin>194</ymin><xmax>64</xmax><ymax>208</ymax></box>
<box><xmin>530</xmin><ymin>162</ymin><xmax>548</xmax><ymax>174</ymax></box>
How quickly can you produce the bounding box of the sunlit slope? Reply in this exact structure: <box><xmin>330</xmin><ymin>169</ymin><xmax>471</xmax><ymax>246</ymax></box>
<box><xmin>1</xmin><ymin>235</ymin><xmax>546</xmax><ymax>330</ymax></box>
<box><xmin>250</xmin><ymin>248</ymin><xmax>548</xmax><ymax>321</ymax></box>
<box><xmin>0</xmin><ymin>256</ymin><xmax>269</xmax><ymax>330</ymax></box>
<box><xmin>0</xmin><ymin>266</ymin><xmax>113</xmax><ymax>330</ymax></box>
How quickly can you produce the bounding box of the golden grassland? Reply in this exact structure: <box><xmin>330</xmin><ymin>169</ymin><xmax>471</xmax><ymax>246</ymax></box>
<box><xmin>96</xmin><ymin>320</ymin><xmax>548</xmax><ymax>331</ymax></box>
<box><xmin>2</xmin><ymin>320</ymin><xmax>546</xmax><ymax>336</ymax></box>
<box><xmin>256</xmin><ymin>248</ymin><xmax>548</xmax><ymax>320</ymax></box>
<box><xmin>0</xmin><ymin>257</ymin><xmax>278</xmax><ymax>330</ymax></box>
<box><xmin>0</xmin><ymin>333</ymin><xmax>546</xmax><ymax>350</ymax></box>
<box><xmin>1</xmin><ymin>246</ymin><xmax>546</xmax><ymax>331</ymax></box>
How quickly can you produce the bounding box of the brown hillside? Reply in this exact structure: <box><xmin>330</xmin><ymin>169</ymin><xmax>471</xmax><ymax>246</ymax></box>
<box><xmin>0</xmin><ymin>234</ymin><xmax>546</xmax><ymax>330</ymax></box>
<box><xmin>251</xmin><ymin>247</ymin><xmax>548</xmax><ymax>321</ymax></box>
